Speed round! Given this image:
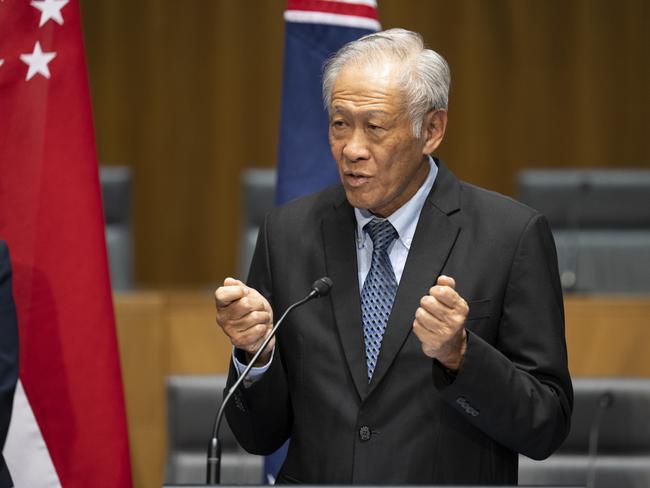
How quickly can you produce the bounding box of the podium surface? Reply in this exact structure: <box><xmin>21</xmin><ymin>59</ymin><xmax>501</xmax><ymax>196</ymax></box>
<box><xmin>164</xmin><ymin>485</ymin><xmax>583</xmax><ymax>488</ymax></box>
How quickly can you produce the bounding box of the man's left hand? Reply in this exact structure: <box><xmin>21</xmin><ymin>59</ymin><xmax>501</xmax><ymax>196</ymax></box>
<box><xmin>413</xmin><ymin>275</ymin><xmax>468</xmax><ymax>371</ymax></box>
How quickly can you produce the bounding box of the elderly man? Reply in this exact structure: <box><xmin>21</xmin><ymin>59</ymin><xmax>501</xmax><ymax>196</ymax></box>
<box><xmin>215</xmin><ymin>29</ymin><xmax>572</xmax><ymax>484</ymax></box>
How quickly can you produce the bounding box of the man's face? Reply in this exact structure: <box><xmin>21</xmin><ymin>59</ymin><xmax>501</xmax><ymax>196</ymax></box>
<box><xmin>328</xmin><ymin>61</ymin><xmax>446</xmax><ymax>217</ymax></box>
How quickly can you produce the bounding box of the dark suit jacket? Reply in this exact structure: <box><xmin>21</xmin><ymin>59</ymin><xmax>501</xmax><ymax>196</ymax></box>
<box><xmin>0</xmin><ymin>241</ymin><xmax>18</xmax><ymax>487</ymax></box>
<box><xmin>225</xmin><ymin>160</ymin><xmax>573</xmax><ymax>485</ymax></box>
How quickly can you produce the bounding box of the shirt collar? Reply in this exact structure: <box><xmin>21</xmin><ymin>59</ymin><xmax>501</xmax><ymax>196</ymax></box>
<box><xmin>355</xmin><ymin>155</ymin><xmax>438</xmax><ymax>250</ymax></box>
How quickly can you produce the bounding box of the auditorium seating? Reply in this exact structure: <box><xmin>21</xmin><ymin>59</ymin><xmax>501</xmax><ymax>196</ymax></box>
<box><xmin>100</xmin><ymin>165</ymin><xmax>134</xmax><ymax>290</ymax></box>
<box><xmin>164</xmin><ymin>375</ymin><xmax>263</xmax><ymax>484</ymax></box>
<box><xmin>237</xmin><ymin>169</ymin><xmax>276</xmax><ymax>279</ymax></box>
<box><xmin>517</xmin><ymin>169</ymin><xmax>650</xmax><ymax>293</ymax></box>
<box><xmin>519</xmin><ymin>378</ymin><xmax>650</xmax><ymax>487</ymax></box>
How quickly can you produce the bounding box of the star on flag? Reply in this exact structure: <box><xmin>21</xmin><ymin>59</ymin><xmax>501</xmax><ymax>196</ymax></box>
<box><xmin>0</xmin><ymin>0</ymin><xmax>68</xmax><ymax>80</ymax></box>
<box><xmin>30</xmin><ymin>0</ymin><xmax>70</xmax><ymax>27</ymax></box>
<box><xmin>19</xmin><ymin>41</ymin><xmax>57</xmax><ymax>81</ymax></box>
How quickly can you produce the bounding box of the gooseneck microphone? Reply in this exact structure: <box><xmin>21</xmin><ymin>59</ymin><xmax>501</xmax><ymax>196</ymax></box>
<box><xmin>206</xmin><ymin>277</ymin><xmax>333</xmax><ymax>484</ymax></box>
<box><xmin>586</xmin><ymin>391</ymin><xmax>614</xmax><ymax>488</ymax></box>
<box><xmin>561</xmin><ymin>176</ymin><xmax>592</xmax><ymax>291</ymax></box>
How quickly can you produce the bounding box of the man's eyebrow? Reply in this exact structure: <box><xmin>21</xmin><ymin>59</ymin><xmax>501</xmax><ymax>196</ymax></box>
<box><xmin>331</xmin><ymin>107</ymin><xmax>391</xmax><ymax>117</ymax></box>
<box><xmin>365</xmin><ymin>110</ymin><xmax>391</xmax><ymax>117</ymax></box>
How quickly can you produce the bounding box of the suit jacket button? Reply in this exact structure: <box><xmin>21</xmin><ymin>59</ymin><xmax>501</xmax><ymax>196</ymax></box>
<box><xmin>359</xmin><ymin>425</ymin><xmax>371</xmax><ymax>441</ymax></box>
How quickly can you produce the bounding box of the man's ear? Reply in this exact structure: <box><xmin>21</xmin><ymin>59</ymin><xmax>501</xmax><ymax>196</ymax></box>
<box><xmin>422</xmin><ymin>109</ymin><xmax>448</xmax><ymax>154</ymax></box>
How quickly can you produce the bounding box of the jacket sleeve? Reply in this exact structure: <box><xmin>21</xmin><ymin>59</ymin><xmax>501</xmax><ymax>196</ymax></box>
<box><xmin>0</xmin><ymin>241</ymin><xmax>19</xmax><ymax>452</ymax></box>
<box><xmin>224</xmin><ymin>216</ymin><xmax>293</xmax><ymax>455</ymax></box>
<box><xmin>434</xmin><ymin>214</ymin><xmax>573</xmax><ymax>460</ymax></box>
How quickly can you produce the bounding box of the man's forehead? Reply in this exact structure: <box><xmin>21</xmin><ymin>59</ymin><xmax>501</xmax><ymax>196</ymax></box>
<box><xmin>330</xmin><ymin>106</ymin><xmax>392</xmax><ymax>118</ymax></box>
<box><xmin>329</xmin><ymin>63</ymin><xmax>404</xmax><ymax>112</ymax></box>
<box><xmin>337</xmin><ymin>59</ymin><xmax>402</xmax><ymax>86</ymax></box>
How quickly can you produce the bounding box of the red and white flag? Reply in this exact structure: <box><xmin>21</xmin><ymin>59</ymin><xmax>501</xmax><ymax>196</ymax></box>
<box><xmin>0</xmin><ymin>1</ymin><xmax>132</xmax><ymax>486</ymax></box>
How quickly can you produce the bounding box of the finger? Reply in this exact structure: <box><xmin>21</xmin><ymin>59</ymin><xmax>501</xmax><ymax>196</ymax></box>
<box><xmin>437</xmin><ymin>275</ymin><xmax>456</xmax><ymax>288</ymax></box>
<box><xmin>221</xmin><ymin>310</ymin><xmax>271</xmax><ymax>332</ymax></box>
<box><xmin>224</xmin><ymin>276</ymin><xmax>247</xmax><ymax>288</ymax></box>
<box><xmin>419</xmin><ymin>295</ymin><xmax>453</xmax><ymax>323</ymax></box>
<box><xmin>237</xmin><ymin>295</ymin><xmax>268</xmax><ymax>313</ymax></box>
<box><xmin>231</xmin><ymin>323</ymin><xmax>270</xmax><ymax>351</ymax></box>
<box><xmin>215</xmin><ymin>285</ymin><xmax>248</xmax><ymax>308</ymax></box>
<box><xmin>415</xmin><ymin>304</ymin><xmax>454</xmax><ymax>336</ymax></box>
<box><xmin>429</xmin><ymin>284</ymin><xmax>460</xmax><ymax>309</ymax></box>
<box><xmin>223</xmin><ymin>296</ymin><xmax>268</xmax><ymax>322</ymax></box>
<box><xmin>246</xmin><ymin>288</ymin><xmax>273</xmax><ymax>316</ymax></box>
<box><xmin>412</xmin><ymin>319</ymin><xmax>441</xmax><ymax>358</ymax></box>
<box><xmin>418</xmin><ymin>295</ymin><xmax>468</xmax><ymax>331</ymax></box>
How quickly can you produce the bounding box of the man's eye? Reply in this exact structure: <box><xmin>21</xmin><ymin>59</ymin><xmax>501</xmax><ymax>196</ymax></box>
<box><xmin>368</xmin><ymin>124</ymin><xmax>383</xmax><ymax>131</ymax></box>
<box><xmin>332</xmin><ymin>120</ymin><xmax>345</xmax><ymax>128</ymax></box>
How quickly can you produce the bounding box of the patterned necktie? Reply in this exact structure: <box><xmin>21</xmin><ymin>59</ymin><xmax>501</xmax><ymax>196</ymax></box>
<box><xmin>361</xmin><ymin>218</ymin><xmax>398</xmax><ymax>381</ymax></box>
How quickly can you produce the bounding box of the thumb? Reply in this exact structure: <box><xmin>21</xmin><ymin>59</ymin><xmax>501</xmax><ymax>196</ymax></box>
<box><xmin>437</xmin><ymin>274</ymin><xmax>456</xmax><ymax>289</ymax></box>
<box><xmin>224</xmin><ymin>276</ymin><xmax>248</xmax><ymax>292</ymax></box>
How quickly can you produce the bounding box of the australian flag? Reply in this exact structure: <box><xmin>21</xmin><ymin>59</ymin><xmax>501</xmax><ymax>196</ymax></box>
<box><xmin>267</xmin><ymin>0</ymin><xmax>380</xmax><ymax>482</ymax></box>
<box><xmin>275</xmin><ymin>0</ymin><xmax>381</xmax><ymax>205</ymax></box>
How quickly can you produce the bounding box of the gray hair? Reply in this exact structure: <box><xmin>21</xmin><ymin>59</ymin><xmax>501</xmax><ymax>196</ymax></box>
<box><xmin>322</xmin><ymin>28</ymin><xmax>451</xmax><ymax>137</ymax></box>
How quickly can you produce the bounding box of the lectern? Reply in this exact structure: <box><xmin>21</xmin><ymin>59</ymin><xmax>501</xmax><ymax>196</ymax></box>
<box><xmin>164</xmin><ymin>485</ymin><xmax>582</xmax><ymax>488</ymax></box>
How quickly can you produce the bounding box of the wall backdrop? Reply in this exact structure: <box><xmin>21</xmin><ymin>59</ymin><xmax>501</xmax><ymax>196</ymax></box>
<box><xmin>80</xmin><ymin>0</ymin><xmax>649</xmax><ymax>288</ymax></box>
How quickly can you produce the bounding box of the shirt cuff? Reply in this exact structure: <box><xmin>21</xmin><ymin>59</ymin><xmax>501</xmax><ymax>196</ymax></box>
<box><xmin>232</xmin><ymin>346</ymin><xmax>274</xmax><ymax>388</ymax></box>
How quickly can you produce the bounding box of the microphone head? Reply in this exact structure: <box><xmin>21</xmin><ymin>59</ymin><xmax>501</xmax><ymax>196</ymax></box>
<box><xmin>311</xmin><ymin>277</ymin><xmax>333</xmax><ymax>297</ymax></box>
<box><xmin>599</xmin><ymin>391</ymin><xmax>614</xmax><ymax>409</ymax></box>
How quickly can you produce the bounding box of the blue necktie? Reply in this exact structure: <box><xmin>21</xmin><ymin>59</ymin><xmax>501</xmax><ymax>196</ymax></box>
<box><xmin>361</xmin><ymin>218</ymin><xmax>398</xmax><ymax>381</ymax></box>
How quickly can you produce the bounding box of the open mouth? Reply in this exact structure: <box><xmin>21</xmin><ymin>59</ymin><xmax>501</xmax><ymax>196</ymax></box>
<box><xmin>345</xmin><ymin>172</ymin><xmax>371</xmax><ymax>187</ymax></box>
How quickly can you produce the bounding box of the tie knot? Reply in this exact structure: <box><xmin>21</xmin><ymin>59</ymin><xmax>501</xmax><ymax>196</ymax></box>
<box><xmin>364</xmin><ymin>218</ymin><xmax>397</xmax><ymax>252</ymax></box>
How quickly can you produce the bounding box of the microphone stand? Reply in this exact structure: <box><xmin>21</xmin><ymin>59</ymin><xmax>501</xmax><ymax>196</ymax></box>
<box><xmin>561</xmin><ymin>176</ymin><xmax>591</xmax><ymax>290</ymax></box>
<box><xmin>206</xmin><ymin>278</ymin><xmax>332</xmax><ymax>484</ymax></box>
<box><xmin>586</xmin><ymin>391</ymin><xmax>613</xmax><ymax>488</ymax></box>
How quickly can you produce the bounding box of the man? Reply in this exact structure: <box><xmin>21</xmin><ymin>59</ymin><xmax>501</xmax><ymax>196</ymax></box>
<box><xmin>215</xmin><ymin>29</ymin><xmax>572</xmax><ymax>484</ymax></box>
<box><xmin>0</xmin><ymin>240</ymin><xmax>18</xmax><ymax>487</ymax></box>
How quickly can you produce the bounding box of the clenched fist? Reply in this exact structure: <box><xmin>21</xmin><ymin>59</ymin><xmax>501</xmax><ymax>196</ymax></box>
<box><xmin>215</xmin><ymin>277</ymin><xmax>274</xmax><ymax>366</ymax></box>
<box><xmin>412</xmin><ymin>275</ymin><xmax>468</xmax><ymax>370</ymax></box>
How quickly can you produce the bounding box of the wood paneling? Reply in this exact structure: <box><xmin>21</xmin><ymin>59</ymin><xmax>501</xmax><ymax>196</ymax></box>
<box><xmin>164</xmin><ymin>290</ymin><xmax>232</xmax><ymax>374</ymax></box>
<box><xmin>114</xmin><ymin>290</ymin><xmax>233</xmax><ymax>488</ymax></box>
<box><xmin>114</xmin><ymin>292</ymin><xmax>167</xmax><ymax>488</ymax></box>
<box><xmin>81</xmin><ymin>1</ymin><xmax>649</xmax><ymax>287</ymax></box>
<box><xmin>565</xmin><ymin>296</ymin><xmax>650</xmax><ymax>376</ymax></box>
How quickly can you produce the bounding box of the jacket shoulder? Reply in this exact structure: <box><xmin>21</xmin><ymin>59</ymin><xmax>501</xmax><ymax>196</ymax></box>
<box><xmin>458</xmin><ymin>181</ymin><xmax>543</xmax><ymax>228</ymax></box>
<box><xmin>266</xmin><ymin>184</ymin><xmax>345</xmax><ymax>227</ymax></box>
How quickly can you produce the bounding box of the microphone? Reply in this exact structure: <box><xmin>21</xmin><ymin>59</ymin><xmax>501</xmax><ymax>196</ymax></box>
<box><xmin>561</xmin><ymin>175</ymin><xmax>591</xmax><ymax>291</ymax></box>
<box><xmin>586</xmin><ymin>391</ymin><xmax>614</xmax><ymax>488</ymax></box>
<box><xmin>206</xmin><ymin>277</ymin><xmax>333</xmax><ymax>484</ymax></box>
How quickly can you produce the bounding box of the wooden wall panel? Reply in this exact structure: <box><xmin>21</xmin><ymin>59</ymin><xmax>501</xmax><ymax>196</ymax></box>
<box><xmin>114</xmin><ymin>292</ymin><xmax>167</xmax><ymax>488</ymax></box>
<box><xmin>565</xmin><ymin>296</ymin><xmax>650</xmax><ymax>376</ymax></box>
<box><xmin>164</xmin><ymin>290</ymin><xmax>232</xmax><ymax>374</ymax></box>
<box><xmin>80</xmin><ymin>1</ymin><xmax>649</xmax><ymax>287</ymax></box>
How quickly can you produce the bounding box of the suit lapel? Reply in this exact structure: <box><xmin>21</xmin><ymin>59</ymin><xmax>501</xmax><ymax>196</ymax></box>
<box><xmin>322</xmin><ymin>198</ymin><xmax>369</xmax><ymax>399</ymax></box>
<box><xmin>368</xmin><ymin>161</ymin><xmax>462</xmax><ymax>395</ymax></box>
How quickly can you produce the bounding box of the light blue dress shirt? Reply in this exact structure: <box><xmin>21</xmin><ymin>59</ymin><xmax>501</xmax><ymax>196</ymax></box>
<box><xmin>233</xmin><ymin>156</ymin><xmax>439</xmax><ymax>381</ymax></box>
<box><xmin>354</xmin><ymin>156</ymin><xmax>438</xmax><ymax>289</ymax></box>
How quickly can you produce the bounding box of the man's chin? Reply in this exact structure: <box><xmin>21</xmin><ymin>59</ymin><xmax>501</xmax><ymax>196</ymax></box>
<box><xmin>343</xmin><ymin>189</ymin><xmax>371</xmax><ymax>211</ymax></box>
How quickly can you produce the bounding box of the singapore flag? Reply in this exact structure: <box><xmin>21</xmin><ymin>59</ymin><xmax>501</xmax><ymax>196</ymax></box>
<box><xmin>0</xmin><ymin>1</ymin><xmax>132</xmax><ymax>487</ymax></box>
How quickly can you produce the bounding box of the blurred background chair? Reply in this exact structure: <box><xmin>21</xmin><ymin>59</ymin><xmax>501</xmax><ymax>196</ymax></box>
<box><xmin>517</xmin><ymin>169</ymin><xmax>650</xmax><ymax>294</ymax></box>
<box><xmin>165</xmin><ymin>375</ymin><xmax>263</xmax><ymax>484</ymax></box>
<box><xmin>519</xmin><ymin>378</ymin><xmax>650</xmax><ymax>488</ymax></box>
<box><xmin>237</xmin><ymin>169</ymin><xmax>277</xmax><ymax>279</ymax></box>
<box><xmin>100</xmin><ymin>165</ymin><xmax>134</xmax><ymax>290</ymax></box>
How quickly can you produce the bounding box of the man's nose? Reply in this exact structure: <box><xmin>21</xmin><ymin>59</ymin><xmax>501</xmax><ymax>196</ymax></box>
<box><xmin>342</xmin><ymin>129</ymin><xmax>370</xmax><ymax>161</ymax></box>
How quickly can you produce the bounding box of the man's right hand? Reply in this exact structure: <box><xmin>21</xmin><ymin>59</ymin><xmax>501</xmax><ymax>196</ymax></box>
<box><xmin>215</xmin><ymin>277</ymin><xmax>274</xmax><ymax>366</ymax></box>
